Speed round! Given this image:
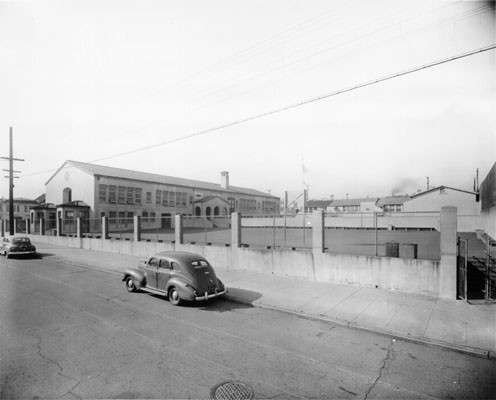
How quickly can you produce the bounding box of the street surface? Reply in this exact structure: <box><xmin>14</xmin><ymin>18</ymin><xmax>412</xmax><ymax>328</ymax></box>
<box><xmin>1</xmin><ymin>251</ymin><xmax>494</xmax><ymax>399</ymax></box>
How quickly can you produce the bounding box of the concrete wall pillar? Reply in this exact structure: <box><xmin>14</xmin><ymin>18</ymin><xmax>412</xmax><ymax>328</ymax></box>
<box><xmin>56</xmin><ymin>217</ymin><xmax>62</xmax><ymax>237</ymax></box>
<box><xmin>40</xmin><ymin>219</ymin><xmax>45</xmax><ymax>236</ymax></box>
<box><xmin>231</xmin><ymin>212</ymin><xmax>241</xmax><ymax>248</ymax></box>
<box><xmin>312</xmin><ymin>210</ymin><xmax>325</xmax><ymax>253</ymax></box>
<box><xmin>175</xmin><ymin>214</ymin><xmax>183</xmax><ymax>244</ymax></box>
<box><xmin>102</xmin><ymin>216</ymin><xmax>109</xmax><ymax>240</ymax></box>
<box><xmin>134</xmin><ymin>215</ymin><xmax>141</xmax><ymax>242</ymax></box>
<box><xmin>440</xmin><ymin>206</ymin><xmax>457</xmax><ymax>299</ymax></box>
<box><xmin>76</xmin><ymin>217</ymin><xmax>83</xmax><ymax>238</ymax></box>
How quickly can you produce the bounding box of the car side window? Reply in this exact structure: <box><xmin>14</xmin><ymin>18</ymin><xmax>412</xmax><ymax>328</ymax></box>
<box><xmin>159</xmin><ymin>259</ymin><xmax>170</xmax><ymax>269</ymax></box>
<box><xmin>171</xmin><ymin>262</ymin><xmax>181</xmax><ymax>271</ymax></box>
<box><xmin>148</xmin><ymin>258</ymin><xmax>159</xmax><ymax>268</ymax></box>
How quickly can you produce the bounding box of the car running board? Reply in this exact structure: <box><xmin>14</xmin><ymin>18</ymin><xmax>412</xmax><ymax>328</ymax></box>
<box><xmin>139</xmin><ymin>286</ymin><xmax>168</xmax><ymax>296</ymax></box>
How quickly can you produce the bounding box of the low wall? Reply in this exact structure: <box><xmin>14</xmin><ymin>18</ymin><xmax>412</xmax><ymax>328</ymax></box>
<box><xmin>243</xmin><ymin>213</ymin><xmax>481</xmax><ymax>232</ymax></box>
<box><xmin>30</xmin><ymin>233</ymin><xmax>443</xmax><ymax>298</ymax></box>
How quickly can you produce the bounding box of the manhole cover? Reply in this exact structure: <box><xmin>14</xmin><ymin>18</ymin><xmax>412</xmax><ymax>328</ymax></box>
<box><xmin>211</xmin><ymin>381</ymin><xmax>254</xmax><ymax>400</ymax></box>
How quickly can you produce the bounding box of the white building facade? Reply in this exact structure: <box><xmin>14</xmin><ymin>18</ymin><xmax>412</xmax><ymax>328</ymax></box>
<box><xmin>44</xmin><ymin>161</ymin><xmax>280</xmax><ymax>227</ymax></box>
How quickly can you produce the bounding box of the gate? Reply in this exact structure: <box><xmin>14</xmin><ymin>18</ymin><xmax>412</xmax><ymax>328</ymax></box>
<box><xmin>485</xmin><ymin>239</ymin><xmax>496</xmax><ymax>302</ymax></box>
<box><xmin>457</xmin><ymin>238</ymin><xmax>468</xmax><ymax>301</ymax></box>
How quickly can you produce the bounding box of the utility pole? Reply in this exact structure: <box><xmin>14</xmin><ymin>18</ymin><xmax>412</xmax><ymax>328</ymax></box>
<box><xmin>1</xmin><ymin>127</ymin><xmax>24</xmax><ymax>235</ymax></box>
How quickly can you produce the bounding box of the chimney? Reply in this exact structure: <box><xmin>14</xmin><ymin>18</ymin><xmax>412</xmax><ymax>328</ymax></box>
<box><xmin>221</xmin><ymin>171</ymin><xmax>229</xmax><ymax>189</ymax></box>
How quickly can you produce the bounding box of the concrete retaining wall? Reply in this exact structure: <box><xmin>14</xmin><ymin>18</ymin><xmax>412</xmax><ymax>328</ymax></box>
<box><xmin>30</xmin><ymin>233</ymin><xmax>443</xmax><ymax>297</ymax></box>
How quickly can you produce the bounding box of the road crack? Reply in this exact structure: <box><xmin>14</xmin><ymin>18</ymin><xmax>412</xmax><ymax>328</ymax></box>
<box><xmin>363</xmin><ymin>339</ymin><xmax>395</xmax><ymax>400</ymax></box>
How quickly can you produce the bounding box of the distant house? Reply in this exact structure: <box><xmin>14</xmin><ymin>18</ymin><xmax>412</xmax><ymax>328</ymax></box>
<box><xmin>305</xmin><ymin>199</ymin><xmax>332</xmax><ymax>212</ymax></box>
<box><xmin>376</xmin><ymin>195</ymin><xmax>411</xmax><ymax>212</ymax></box>
<box><xmin>327</xmin><ymin>197</ymin><xmax>380</xmax><ymax>213</ymax></box>
<box><xmin>0</xmin><ymin>197</ymin><xmax>40</xmax><ymax>232</ymax></box>
<box><xmin>402</xmin><ymin>186</ymin><xmax>479</xmax><ymax>215</ymax></box>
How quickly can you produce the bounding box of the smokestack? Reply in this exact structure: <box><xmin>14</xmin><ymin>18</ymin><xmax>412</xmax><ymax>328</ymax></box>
<box><xmin>221</xmin><ymin>171</ymin><xmax>229</xmax><ymax>189</ymax></box>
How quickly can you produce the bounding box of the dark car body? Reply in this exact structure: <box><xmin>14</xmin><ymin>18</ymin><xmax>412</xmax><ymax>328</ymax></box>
<box><xmin>1</xmin><ymin>236</ymin><xmax>37</xmax><ymax>258</ymax></box>
<box><xmin>122</xmin><ymin>251</ymin><xmax>226</xmax><ymax>306</ymax></box>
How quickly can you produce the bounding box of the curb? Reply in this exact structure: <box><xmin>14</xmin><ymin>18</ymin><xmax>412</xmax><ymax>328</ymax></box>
<box><xmin>225</xmin><ymin>295</ymin><xmax>494</xmax><ymax>360</ymax></box>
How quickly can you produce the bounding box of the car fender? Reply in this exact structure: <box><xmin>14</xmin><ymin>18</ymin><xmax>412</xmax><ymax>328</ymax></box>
<box><xmin>123</xmin><ymin>268</ymin><xmax>146</xmax><ymax>288</ymax></box>
<box><xmin>166</xmin><ymin>278</ymin><xmax>195</xmax><ymax>301</ymax></box>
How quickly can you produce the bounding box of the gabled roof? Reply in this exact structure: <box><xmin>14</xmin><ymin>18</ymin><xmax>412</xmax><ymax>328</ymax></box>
<box><xmin>193</xmin><ymin>195</ymin><xmax>230</xmax><ymax>204</ymax></box>
<box><xmin>46</xmin><ymin>160</ymin><xmax>278</xmax><ymax>199</ymax></box>
<box><xmin>411</xmin><ymin>186</ymin><xmax>477</xmax><ymax>199</ymax></box>
<box><xmin>376</xmin><ymin>195</ymin><xmax>411</xmax><ymax>206</ymax></box>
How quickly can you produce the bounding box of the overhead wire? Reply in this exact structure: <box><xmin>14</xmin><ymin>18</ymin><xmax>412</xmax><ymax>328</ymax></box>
<box><xmin>110</xmin><ymin>1</ymin><xmax>467</xmax><ymax>141</ymax></box>
<box><xmin>184</xmin><ymin>1</ymin><xmax>478</xmax><ymax>108</ymax></box>
<box><xmin>19</xmin><ymin>42</ymin><xmax>494</xmax><ymax>180</ymax></box>
<box><xmin>189</xmin><ymin>2</ymin><xmax>493</xmax><ymax>112</ymax></box>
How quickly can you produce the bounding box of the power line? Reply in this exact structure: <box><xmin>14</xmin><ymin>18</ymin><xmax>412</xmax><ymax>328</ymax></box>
<box><xmin>86</xmin><ymin>44</ymin><xmax>496</xmax><ymax>163</ymax></box>
<box><xmin>19</xmin><ymin>43</ymin><xmax>495</xmax><ymax>179</ymax></box>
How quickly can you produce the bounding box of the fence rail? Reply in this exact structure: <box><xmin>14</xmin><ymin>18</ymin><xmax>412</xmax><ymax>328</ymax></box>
<box><xmin>3</xmin><ymin>210</ymin><xmax>457</xmax><ymax>260</ymax></box>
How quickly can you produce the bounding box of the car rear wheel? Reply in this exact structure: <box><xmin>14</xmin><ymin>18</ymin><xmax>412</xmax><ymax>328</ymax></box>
<box><xmin>169</xmin><ymin>287</ymin><xmax>182</xmax><ymax>306</ymax></box>
<box><xmin>126</xmin><ymin>277</ymin><xmax>137</xmax><ymax>292</ymax></box>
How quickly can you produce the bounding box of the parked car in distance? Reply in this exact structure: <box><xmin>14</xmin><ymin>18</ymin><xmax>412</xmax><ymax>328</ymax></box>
<box><xmin>1</xmin><ymin>236</ymin><xmax>37</xmax><ymax>258</ymax></box>
<box><xmin>122</xmin><ymin>251</ymin><xmax>226</xmax><ymax>306</ymax></box>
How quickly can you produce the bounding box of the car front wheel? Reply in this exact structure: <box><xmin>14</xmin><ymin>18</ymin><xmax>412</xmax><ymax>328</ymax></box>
<box><xmin>168</xmin><ymin>287</ymin><xmax>182</xmax><ymax>306</ymax></box>
<box><xmin>126</xmin><ymin>277</ymin><xmax>137</xmax><ymax>292</ymax></box>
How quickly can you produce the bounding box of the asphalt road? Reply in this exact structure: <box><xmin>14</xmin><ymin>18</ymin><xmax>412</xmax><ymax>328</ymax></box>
<box><xmin>1</xmin><ymin>253</ymin><xmax>494</xmax><ymax>399</ymax></box>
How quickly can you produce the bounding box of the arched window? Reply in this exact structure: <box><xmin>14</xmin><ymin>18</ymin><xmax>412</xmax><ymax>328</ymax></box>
<box><xmin>63</xmin><ymin>188</ymin><xmax>72</xmax><ymax>203</ymax></box>
<box><xmin>214</xmin><ymin>206</ymin><xmax>219</xmax><ymax>216</ymax></box>
<box><xmin>195</xmin><ymin>206</ymin><xmax>201</xmax><ymax>216</ymax></box>
<box><xmin>206</xmin><ymin>207</ymin><xmax>211</xmax><ymax>216</ymax></box>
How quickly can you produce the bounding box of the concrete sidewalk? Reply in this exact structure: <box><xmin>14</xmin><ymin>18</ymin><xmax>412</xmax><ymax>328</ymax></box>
<box><xmin>36</xmin><ymin>243</ymin><xmax>496</xmax><ymax>358</ymax></box>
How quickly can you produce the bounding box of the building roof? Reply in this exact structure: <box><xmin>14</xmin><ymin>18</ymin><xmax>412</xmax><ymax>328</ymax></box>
<box><xmin>376</xmin><ymin>195</ymin><xmax>411</xmax><ymax>206</ymax></box>
<box><xmin>306</xmin><ymin>200</ymin><xmax>332</xmax><ymax>208</ymax></box>
<box><xmin>0</xmin><ymin>197</ymin><xmax>39</xmax><ymax>204</ymax></box>
<box><xmin>411</xmin><ymin>186</ymin><xmax>477</xmax><ymax>199</ymax></box>
<box><xmin>56</xmin><ymin>200</ymin><xmax>90</xmax><ymax>208</ymax></box>
<box><xmin>47</xmin><ymin>160</ymin><xmax>278</xmax><ymax>200</ymax></box>
<box><xmin>32</xmin><ymin>203</ymin><xmax>56</xmax><ymax>210</ymax></box>
<box><xmin>330</xmin><ymin>197</ymin><xmax>379</xmax><ymax>207</ymax></box>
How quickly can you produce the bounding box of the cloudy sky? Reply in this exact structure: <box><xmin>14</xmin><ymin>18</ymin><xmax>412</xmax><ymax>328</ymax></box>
<box><xmin>0</xmin><ymin>0</ymin><xmax>494</xmax><ymax>202</ymax></box>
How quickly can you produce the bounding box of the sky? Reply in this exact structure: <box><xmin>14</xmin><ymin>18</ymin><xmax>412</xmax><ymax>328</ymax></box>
<box><xmin>0</xmin><ymin>0</ymin><xmax>495</xmax><ymax>202</ymax></box>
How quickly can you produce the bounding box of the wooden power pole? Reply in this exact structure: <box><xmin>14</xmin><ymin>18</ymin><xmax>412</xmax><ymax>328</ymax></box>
<box><xmin>1</xmin><ymin>127</ymin><xmax>24</xmax><ymax>235</ymax></box>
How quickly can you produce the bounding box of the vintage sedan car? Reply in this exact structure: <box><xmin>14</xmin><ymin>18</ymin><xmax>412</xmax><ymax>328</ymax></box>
<box><xmin>1</xmin><ymin>235</ymin><xmax>37</xmax><ymax>258</ymax></box>
<box><xmin>122</xmin><ymin>251</ymin><xmax>226</xmax><ymax>306</ymax></box>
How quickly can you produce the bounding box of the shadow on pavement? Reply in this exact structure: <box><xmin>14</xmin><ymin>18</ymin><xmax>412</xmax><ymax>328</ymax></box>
<box><xmin>145</xmin><ymin>288</ymin><xmax>262</xmax><ymax>313</ymax></box>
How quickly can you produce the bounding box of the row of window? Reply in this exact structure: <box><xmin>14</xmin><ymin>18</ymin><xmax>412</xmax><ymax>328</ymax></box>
<box><xmin>1</xmin><ymin>205</ymin><xmax>31</xmax><ymax>213</ymax></box>
<box><xmin>155</xmin><ymin>190</ymin><xmax>189</xmax><ymax>207</ymax></box>
<box><xmin>383</xmin><ymin>204</ymin><xmax>404</xmax><ymax>212</ymax></box>
<box><xmin>99</xmin><ymin>184</ymin><xmax>195</xmax><ymax>208</ymax></box>
<box><xmin>99</xmin><ymin>185</ymin><xmax>143</xmax><ymax>205</ymax></box>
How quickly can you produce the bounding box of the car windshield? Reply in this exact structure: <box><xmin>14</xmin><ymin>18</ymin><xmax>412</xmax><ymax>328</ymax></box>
<box><xmin>12</xmin><ymin>238</ymin><xmax>31</xmax><ymax>245</ymax></box>
<box><xmin>191</xmin><ymin>260</ymin><xmax>210</xmax><ymax>269</ymax></box>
